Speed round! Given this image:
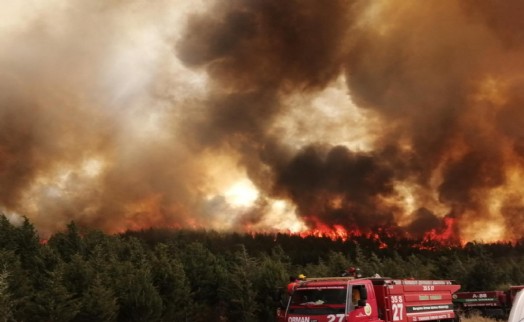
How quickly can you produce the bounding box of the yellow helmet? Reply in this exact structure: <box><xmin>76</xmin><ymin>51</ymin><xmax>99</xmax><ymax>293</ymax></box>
<box><xmin>298</xmin><ymin>274</ymin><xmax>306</xmax><ymax>280</ymax></box>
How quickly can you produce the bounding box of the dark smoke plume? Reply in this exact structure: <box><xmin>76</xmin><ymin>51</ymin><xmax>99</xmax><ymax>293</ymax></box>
<box><xmin>2</xmin><ymin>0</ymin><xmax>524</xmax><ymax>241</ymax></box>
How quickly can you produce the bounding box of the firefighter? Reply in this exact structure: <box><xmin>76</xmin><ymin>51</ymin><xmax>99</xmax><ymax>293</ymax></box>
<box><xmin>287</xmin><ymin>274</ymin><xmax>306</xmax><ymax>295</ymax></box>
<box><xmin>352</xmin><ymin>287</ymin><xmax>361</xmax><ymax>306</ymax></box>
<box><xmin>287</xmin><ymin>277</ymin><xmax>296</xmax><ymax>295</ymax></box>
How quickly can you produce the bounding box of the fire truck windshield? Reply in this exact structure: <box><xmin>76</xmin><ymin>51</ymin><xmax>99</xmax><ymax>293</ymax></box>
<box><xmin>288</xmin><ymin>287</ymin><xmax>347</xmax><ymax>315</ymax></box>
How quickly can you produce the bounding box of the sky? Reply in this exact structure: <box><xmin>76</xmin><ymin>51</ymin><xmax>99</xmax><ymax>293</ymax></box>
<box><xmin>1</xmin><ymin>0</ymin><xmax>524</xmax><ymax>242</ymax></box>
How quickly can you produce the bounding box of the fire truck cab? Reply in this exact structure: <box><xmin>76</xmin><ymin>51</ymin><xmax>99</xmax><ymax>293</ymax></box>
<box><xmin>278</xmin><ymin>277</ymin><xmax>460</xmax><ymax>322</ymax></box>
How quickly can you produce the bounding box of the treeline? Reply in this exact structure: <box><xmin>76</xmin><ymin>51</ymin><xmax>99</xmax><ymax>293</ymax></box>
<box><xmin>1</xmin><ymin>215</ymin><xmax>524</xmax><ymax>321</ymax></box>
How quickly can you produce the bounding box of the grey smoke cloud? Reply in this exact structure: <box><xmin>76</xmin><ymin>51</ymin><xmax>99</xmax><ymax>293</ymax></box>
<box><xmin>1</xmin><ymin>0</ymin><xmax>524</xmax><ymax>241</ymax></box>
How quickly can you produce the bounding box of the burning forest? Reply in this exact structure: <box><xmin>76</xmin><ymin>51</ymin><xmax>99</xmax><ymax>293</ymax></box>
<box><xmin>1</xmin><ymin>0</ymin><xmax>524</xmax><ymax>243</ymax></box>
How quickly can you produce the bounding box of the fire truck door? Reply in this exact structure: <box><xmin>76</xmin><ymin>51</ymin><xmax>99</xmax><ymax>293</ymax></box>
<box><xmin>348</xmin><ymin>285</ymin><xmax>372</xmax><ymax>321</ymax></box>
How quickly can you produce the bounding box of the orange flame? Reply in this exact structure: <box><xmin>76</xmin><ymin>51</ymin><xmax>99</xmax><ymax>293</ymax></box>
<box><xmin>285</xmin><ymin>216</ymin><xmax>393</xmax><ymax>248</ymax></box>
<box><xmin>415</xmin><ymin>217</ymin><xmax>464</xmax><ymax>250</ymax></box>
<box><xmin>273</xmin><ymin>215</ymin><xmax>466</xmax><ymax>251</ymax></box>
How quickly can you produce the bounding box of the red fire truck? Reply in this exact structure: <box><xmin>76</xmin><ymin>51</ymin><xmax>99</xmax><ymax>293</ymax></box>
<box><xmin>452</xmin><ymin>285</ymin><xmax>524</xmax><ymax>319</ymax></box>
<box><xmin>277</xmin><ymin>276</ymin><xmax>460</xmax><ymax>322</ymax></box>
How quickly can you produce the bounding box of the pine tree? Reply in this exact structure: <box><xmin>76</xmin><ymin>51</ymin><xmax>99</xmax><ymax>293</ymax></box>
<box><xmin>74</xmin><ymin>275</ymin><xmax>119</xmax><ymax>322</ymax></box>
<box><xmin>48</xmin><ymin>221</ymin><xmax>85</xmax><ymax>261</ymax></box>
<box><xmin>252</xmin><ymin>250</ymin><xmax>289</xmax><ymax>321</ymax></box>
<box><xmin>0</xmin><ymin>249</ymin><xmax>37</xmax><ymax>321</ymax></box>
<box><xmin>325</xmin><ymin>251</ymin><xmax>351</xmax><ymax>276</ymax></box>
<box><xmin>33</xmin><ymin>268</ymin><xmax>81</xmax><ymax>321</ymax></box>
<box><xmin>0</xmin><ymin>267</ymin><xmax>15</xmax><ymax>322</ymax></box>
<box><xmin>222</xmin><ymin>245</ymin><xmax>259</xmax><ymax>321</ymax></box>
<box><xmin>180</xmin><ymin>241</ymin><xmax>228</xmax><ymax>319</ymax></box>
<box><xmin>0</xmin><ymin>215</ymin><xmax>15</xmax><ymax>251</ymax></box>
<box><xmin>111</xmin><ymin>262</ymin><xmax>163</xmax><ymax>322</ymax></box>
<box><xmin>151</xmin><ymin>244</ymin><xmax>193</xmax><ymax>321</ymax></box>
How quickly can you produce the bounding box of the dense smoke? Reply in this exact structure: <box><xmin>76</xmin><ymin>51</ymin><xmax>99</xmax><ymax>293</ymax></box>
<box><xmin>1</xmin><ymin>0</ymin><xmax>524</xmax><ymax>241</ymax></box>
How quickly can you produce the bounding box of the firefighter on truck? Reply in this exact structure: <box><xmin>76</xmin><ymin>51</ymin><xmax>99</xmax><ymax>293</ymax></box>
<box><xmin>277</xmin><ymin>274</ymin><xmax>461</xmax><ymax>322</ymax></box>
